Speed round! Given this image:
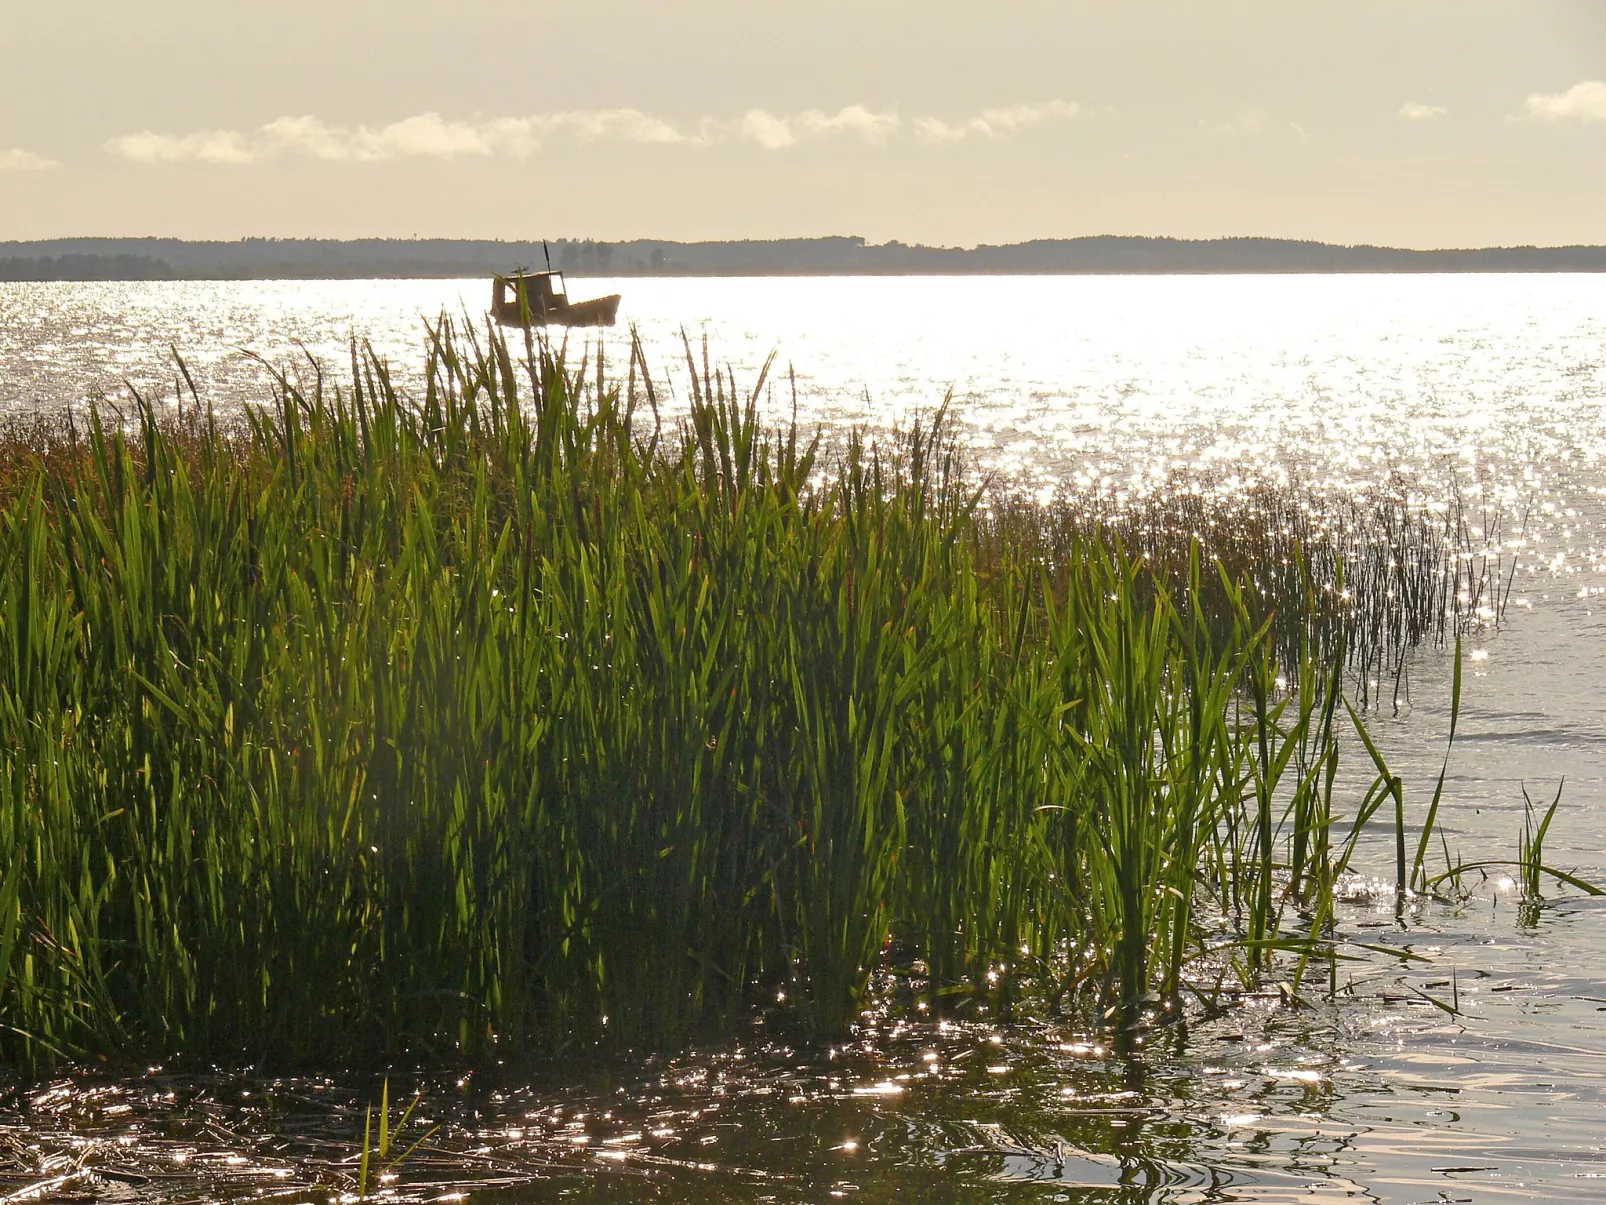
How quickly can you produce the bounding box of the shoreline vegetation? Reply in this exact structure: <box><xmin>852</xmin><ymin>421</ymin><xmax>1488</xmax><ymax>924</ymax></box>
<box><xmin>7</xmin><ymin>235</ymin><xmax>1606</xmax><ymax>281</ymax></box>
<box><xmin>0</xmin><ymin>325</ymin><xmax>1521</xmax><ymax>1073</ymax></box>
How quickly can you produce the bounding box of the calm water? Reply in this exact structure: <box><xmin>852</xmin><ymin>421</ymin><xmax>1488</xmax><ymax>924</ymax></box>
<box><xmin>2</xmin><ymin>274</ymin><xmax>1605</xmax><ymax>1201</ymax></box>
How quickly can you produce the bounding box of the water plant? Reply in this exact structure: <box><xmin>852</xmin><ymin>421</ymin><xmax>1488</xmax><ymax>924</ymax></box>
<box><xmin>1517</xmin><ymin>781</ymin><xmax>1565</xmax><ymax>908</ymax></box>
<box><xmin>356</xmin><ymin>1079</ymin><xmax>436</xmax><ymax>1199</ymax></box>
<box><xmin>0</xmin><ymin>323</ymin><xmax>1508</xmax><ymax>1071</ymax></box>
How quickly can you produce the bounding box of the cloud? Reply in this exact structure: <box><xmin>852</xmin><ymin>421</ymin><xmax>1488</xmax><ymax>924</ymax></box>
<box><xmin>1204</xmin><ymin>110</ymin><xmax>1309</xmax><ymax>140</ymax></box>
<box><xmin>557</xmin><ymin>109</ymin><xmax>684</xmax><ymax>145</ymax></box>
<box><xmin>913</xmin><ymin>100</ymin><xmax>1080</xmax><ymax>143</ymax></box>
<box><xmin>731</xmin><ymin>105</ymin><xmax>902</xmax><ymax>148</ymax></box>
<box><xmin>737</xmin><ymin>109</ymin><xmax>799</xmax><ymax>149</ymax></box>
<box><xmin>792</xmin><ymin>105</ymin><xmax>902</xmax><ymax>144</ymax></box>
<box><xmin>263</xmin><ymin>113</ymin><xmax>511</xmax><ymax>160</ymax></box>
<box><xmin>104</xmin><ymin>100</ymin><xmax>1076</xmax><ymax>164</ymax></box>
<box><xmin>108</xmin><ymin>109</ymin><xmax>686</xmax><ymax>164</ymax></box>
<box><xmin>108</xmin><ymin>128</ymin><xmax>267</xmax><ymax>164</ymax></box>
<box><xmin>0</xmin><ymin>147</ymin><xmax>61</xmax><ymax>171</ymax></box>
<box><xmin>1399</xmin><ymin>101</ymin><xmax>1447</xmax><ymax>122</ymax></box>
<box><xmin>1525</xmin><ymin>80</ymin><xmax>1606</xmax><ymax>123</ymax></box>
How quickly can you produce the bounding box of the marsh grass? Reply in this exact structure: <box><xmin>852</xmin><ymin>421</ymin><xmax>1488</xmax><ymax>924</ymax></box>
<box><xmin>999</xmin><ymin>475</ymin><xmax>1519</xmax><ymax>711</ymax></box>
<box><xmin>356</xmin><ymin>1079</ymin><xmax>435</xmax><ymax>1199</ymax></box>
<box><xmin>0</xmin><ymin>324</ymin><xmax>1507</xmax><ymax>1071</ymax></box>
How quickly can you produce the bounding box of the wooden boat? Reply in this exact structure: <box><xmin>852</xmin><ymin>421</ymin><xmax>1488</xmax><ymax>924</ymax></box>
<box><xmin>492</xmin><ymin>270</ymin><xmax>620</xmax><ymax>327</ymax></box>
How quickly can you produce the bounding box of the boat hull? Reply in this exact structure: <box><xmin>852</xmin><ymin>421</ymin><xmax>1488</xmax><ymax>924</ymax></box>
<box><xmin>494</xmin><ymin>293</ymin><xmax>621</xmax><ymax>328</ymax></box>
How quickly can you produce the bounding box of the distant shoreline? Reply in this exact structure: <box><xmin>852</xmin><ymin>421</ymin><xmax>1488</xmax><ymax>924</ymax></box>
<box><xmin>5</xmin><ymin>235</ymin><xmax>1606</xmax><ymax>281</ymax></box>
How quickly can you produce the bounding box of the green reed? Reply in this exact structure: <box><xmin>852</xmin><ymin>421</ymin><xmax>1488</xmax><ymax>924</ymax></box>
<box><xmin>0</xmin><ymin>324</ymin><xmax>1474</xmax><ymax>1069</ymax></box>
<box><xmin>996</xmin><ymin>473</ymin><xmax>1517</xmax><ymax>711</ymax></box>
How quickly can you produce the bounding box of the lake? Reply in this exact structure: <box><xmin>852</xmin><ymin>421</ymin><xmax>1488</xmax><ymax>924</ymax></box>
<box><xmin>2</xmin><ymin>273</ymin><xmax>1605</xmax><ymax>1201</ymax></box>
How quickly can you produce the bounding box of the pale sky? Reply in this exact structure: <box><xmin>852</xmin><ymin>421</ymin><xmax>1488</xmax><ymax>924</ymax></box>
<box><xmin>2</xmin><ymin>0</ymin><xmax>1604</xmax><ymax>247</ymax></box>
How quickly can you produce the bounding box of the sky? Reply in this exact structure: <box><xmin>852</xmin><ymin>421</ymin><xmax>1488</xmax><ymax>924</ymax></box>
<box><xmin>1</xmin><ymin>1</ymin><xmax>1604</xmax><ymax>248</ymax></box>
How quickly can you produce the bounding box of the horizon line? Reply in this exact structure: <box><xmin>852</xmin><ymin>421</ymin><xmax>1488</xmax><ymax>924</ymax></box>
<box><xmin>8</xmin><ymin>233</ymin><xmax>1606</xmax><ymax>254</ymax></box>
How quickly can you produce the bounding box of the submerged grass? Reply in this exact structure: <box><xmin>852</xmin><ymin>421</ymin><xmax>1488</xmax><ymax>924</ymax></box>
<box><xmin>0</xmin><ymin>324</ymin><xmax>1489</xmax><ymax>1071</ymax></box>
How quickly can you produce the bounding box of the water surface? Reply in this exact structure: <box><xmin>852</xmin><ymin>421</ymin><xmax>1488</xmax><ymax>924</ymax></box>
<box><xmin>2</xmin><ymin>274</ymin><xmax>1604</xmax><ymax>1201</ymax></box>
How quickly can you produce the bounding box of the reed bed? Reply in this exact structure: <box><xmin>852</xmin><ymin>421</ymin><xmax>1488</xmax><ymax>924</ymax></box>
<box><xmin>985</xmin><ymin>475</ymin><xmax>1517</xmax><ymax>710</ymax></box>
<box><xmin>0</xmin><ymin>325</ymin><xmax>1474</xmax><ymax>1071</ymax></box>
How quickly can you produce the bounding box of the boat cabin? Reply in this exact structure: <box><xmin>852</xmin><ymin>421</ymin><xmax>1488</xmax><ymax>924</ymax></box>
<box><xmin>492</xmin><ymin>271</ymin><xmax>568</xmax><ymax>322</ymax></box>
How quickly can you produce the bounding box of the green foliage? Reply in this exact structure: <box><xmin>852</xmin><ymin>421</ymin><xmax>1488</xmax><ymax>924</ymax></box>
<box><xmin>357</xmin><ymin>1078</ymin><xmax>435</xmax><ymax>1199</ymax></box>
<box><xmin>0</xmin><ymin>324</ymin><xmax>1448</xmax><ymax>1069</ymax></box>
<box><xmin>1518</xmin><ymin>780</ymin><xmax>1565</xmax><ymax>911</ymax></box>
